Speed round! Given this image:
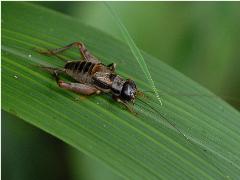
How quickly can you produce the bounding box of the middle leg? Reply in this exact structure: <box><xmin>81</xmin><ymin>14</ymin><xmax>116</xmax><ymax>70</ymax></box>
<box><xmin>107</xmin><ymin>63</ymin><xmax>117</xmax><ymax>72</ymax></box>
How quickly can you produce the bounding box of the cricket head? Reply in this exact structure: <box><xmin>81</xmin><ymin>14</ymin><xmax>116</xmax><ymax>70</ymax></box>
<box><xmin>121</xmin><ymin>79</ymin><xmax>137</xmax><ymax>102</ymax></box>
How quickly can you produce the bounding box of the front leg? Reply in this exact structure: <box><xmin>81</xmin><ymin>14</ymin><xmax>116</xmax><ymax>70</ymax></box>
<box><xmin>112</xmin><ymin>95</ymin><xmax>136</xmax><ymax>114</ymax></box>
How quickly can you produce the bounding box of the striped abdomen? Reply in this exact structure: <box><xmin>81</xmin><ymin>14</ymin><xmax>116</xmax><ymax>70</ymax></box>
<box><xmin>64</xmin><ymin>61</ymin><xmax>96</xmax><ymax>83</ymax></box>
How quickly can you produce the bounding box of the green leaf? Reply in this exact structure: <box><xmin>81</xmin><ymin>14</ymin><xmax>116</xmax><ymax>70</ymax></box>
<box><xmin>2</xmin><ymin>2</ymin><xmax>240</xmax><ymax>179</ymax></box>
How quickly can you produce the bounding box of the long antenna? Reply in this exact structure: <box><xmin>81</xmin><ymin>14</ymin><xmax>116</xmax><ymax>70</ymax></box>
<box><xmin>136</xmin><ymin>97</ymin><xmax>227</xmax><ymax>178</ymax></box>
<box><xmin>136</xmin><ymin>97</ymin><xmax>189</xmax><ymax>141</ymax></box>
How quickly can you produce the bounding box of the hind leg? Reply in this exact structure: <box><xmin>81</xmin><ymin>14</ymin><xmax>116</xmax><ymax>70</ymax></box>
<box><xmin>37</xmin><ymin>42</ymin><xmax>100</xmax><ymax>63</ymax></box>
<box><xmin>37</xmin><ymin>65</ymin><xmax>65</xmax><ymax>75</ymax></box>
<box><xmin>52</xmin><ymin>72</ymin><xmax>100</xmax><ymax>95</ymax></box>
<box><xmin>38</xmin><ymin>65</ymin><xmax>99</xmax><ymax>95</ymax></box>
<box><xmin>57</xmin><ymin>80</ymin><xmax>100</xmax><ymax>95</ymax></box>
<box><xmin>35</xmin><ymin>49</ymin><xmax>74</xmax><ymax>63</ymax></box>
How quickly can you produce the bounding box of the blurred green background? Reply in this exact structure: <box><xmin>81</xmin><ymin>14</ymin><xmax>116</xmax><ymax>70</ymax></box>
<box><xmin>2</xmin><ymin>2</ymin><xmax>240</xmax><ymax>180</ymax></box>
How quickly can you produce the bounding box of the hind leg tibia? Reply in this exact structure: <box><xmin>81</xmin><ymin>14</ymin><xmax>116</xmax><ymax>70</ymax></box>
<box><xmin>37</xmin><ymin>65</ymin><xmax>64</xmax><ymax>75</ymax></box>
<box><xmin>37</xmin><ymin>42</ymin><xmax>99</xmax><ymax>63</ymax></box>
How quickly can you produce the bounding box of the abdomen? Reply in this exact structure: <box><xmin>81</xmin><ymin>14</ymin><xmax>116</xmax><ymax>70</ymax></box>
<box><xmin>64</xmin><ymin>61</ymin><xmax>96</xmax><ymax>83</ymax></box>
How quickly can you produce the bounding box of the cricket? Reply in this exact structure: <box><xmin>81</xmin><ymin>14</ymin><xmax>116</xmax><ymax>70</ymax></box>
<box><xmin>37</xmin><ymin>42</ymin><xmax>226</xmax><ymax>176</ymax></box>
<box><xmin>37</xmin><ymin>42</ymin><xmax>141</xmax><ymax>113</ymax></box>
<box><xmin>37</xmin><ymin>41</ymin><xmax>189</xmax><ymax>140</ymax></box>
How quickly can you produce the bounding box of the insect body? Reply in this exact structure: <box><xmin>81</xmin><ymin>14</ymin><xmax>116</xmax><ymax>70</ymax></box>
<box><xmin>37</xmin><ymin>42</ymin><xmax>186</xmax><ymax>133</ymax></box>
<box><xmin>38</xmin><ymin>42</ymin><xmax>137</xmax><ymax>112</ymax></box>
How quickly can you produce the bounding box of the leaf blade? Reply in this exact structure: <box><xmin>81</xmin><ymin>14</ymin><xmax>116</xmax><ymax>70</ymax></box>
<box><xmin>2</xmin><ymin>2</ymin><xmax>240</xmax><ymax>179</ymax></box>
